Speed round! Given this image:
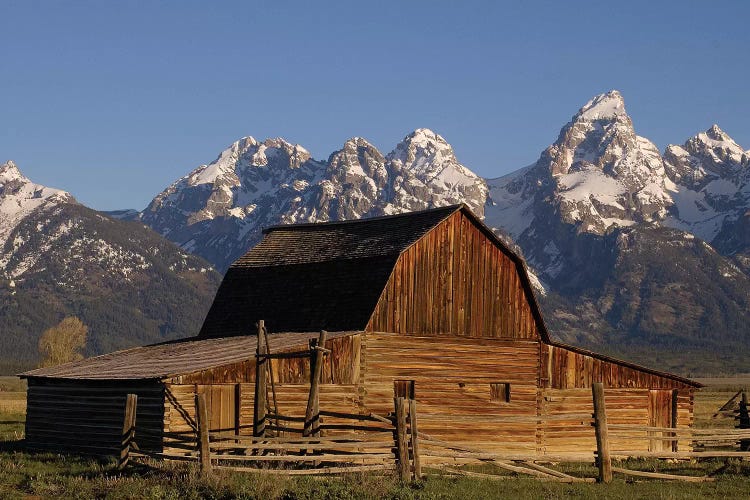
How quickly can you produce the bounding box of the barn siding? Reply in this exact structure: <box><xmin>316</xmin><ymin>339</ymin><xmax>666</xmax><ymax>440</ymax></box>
<box><xmin>540</xmin><ymin>344</ymin><xmax>695</xmax><ymax>453</ymax></box>
<box><xmin>360</xmin><ymin>332</ymin><xmax>541</xmax><ymax>453</ymax></box>
<box><xmin>543</xmin><ymin>344</ymin><xmax>695</xmax><ymax>390</ymax></box>
<box><xmin>25</xmin><ymin>379</ymin><xmax>164</xmax><ymax>455</ymax></box>
<box><xmin>367</xmin><ymin>211</ymin><xmax>541</xmax><ymax>340</ymax></box>
<box><xmin>163</xmin><ymin>335</ymin><xmax>363</xmax><ymax>452</ymax></box>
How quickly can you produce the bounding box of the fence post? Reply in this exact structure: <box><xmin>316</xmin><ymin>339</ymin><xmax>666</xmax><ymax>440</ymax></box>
<box><xmin>253</xmin><ymin>320</ymin><xmax>268</xmax><ymax>439</ymax></box>
<box><xmin>394</xmin><ymin>396</ymin><xmax>410</xmax><ymax>482</ymax></box>
<box><xmin>408</xmin><ymin>398</ymin><xmax>422</xmax><ymax>480</ymax></box>
<box><xmin>739</xmin><ymin>390</ymin><xmax>749</xmax><ymax>451</ymax></box>
<box><xmin>592</xmin><ymin>383</ymin><xmax>612</xmax><ymax>483</ymax></box>
<box><xmin>304</xmin><ymin>330</ymin><xmax>327</xmax><ymax>437</ymax></box>
<box><xmin>118</xmin><ymin>393</ymin><xmax>138</xmax><ymax>469</ymax></box>
<box><xmin>671</xmin><ymin>390</ymin><xmax>679</xmax><ymax>452</ymax></box>
<box><xmin>196</xmin><ymin>392</ymin><xmax>212</xmax><ymax>475</ymax></box>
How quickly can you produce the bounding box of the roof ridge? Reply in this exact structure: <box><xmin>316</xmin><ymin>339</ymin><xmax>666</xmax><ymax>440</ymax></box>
<box><xmin>262</xmin><ymin>204</ymin><xmax>465</xmax><ymax>233</ymax></box>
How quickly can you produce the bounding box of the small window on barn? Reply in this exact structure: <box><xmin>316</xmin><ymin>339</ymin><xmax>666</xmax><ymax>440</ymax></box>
<box><xmin>394</xmin><ymin>380</ymin><xmax>415</xmax><ymax>399</ymax></box>
<box><xmin>490</xmin><ymin>382</ymin><xmax>511</xmax><ymax>403</ymax></box>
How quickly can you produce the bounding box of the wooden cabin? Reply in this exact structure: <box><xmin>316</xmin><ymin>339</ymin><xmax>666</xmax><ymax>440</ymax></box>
<box><xmin>21</xmin><ymin>204</ymin><xmax>700</xmax><ymax>456</ymax></box>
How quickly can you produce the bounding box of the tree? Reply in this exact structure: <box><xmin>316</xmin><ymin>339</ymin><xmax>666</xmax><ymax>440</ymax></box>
<box><xmin>38</xmin><ymin>317</ymin><xmax>88</xmax><ymax>368</ymax></box>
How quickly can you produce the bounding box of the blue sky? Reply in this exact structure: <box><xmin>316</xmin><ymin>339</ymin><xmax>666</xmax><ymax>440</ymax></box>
<box><xmin>2</xmin><ymin>1</ymin><xmax>749</xmax><ymax>210</ymax></box>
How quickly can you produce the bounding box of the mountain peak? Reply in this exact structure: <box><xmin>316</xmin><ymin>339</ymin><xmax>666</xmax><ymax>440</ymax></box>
<box><xmin>576</xmin><ymin>90</ymin><xmax>627</xmax><ymax>121</ymax></box>
<box><xmin>402</xmin><ymin>128</ymin><xmax>449</xmax><ymax>147</ymax></box>
<box><xmin>389</xmin><ymin>128</ymin><xmax>457</xmax><ymax>169</ymax></box>
<box><xmin>685</xmin><ymin>125</ymin><xmax>747</xmax><ymax>167</ymax></box>
<box><xmin>0</xmin><ymin>160</ymin><xmax>23</xmax><ymax>182</ymax></box>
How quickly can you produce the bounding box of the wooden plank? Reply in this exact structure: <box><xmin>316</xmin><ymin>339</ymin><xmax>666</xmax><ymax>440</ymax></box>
<box><xmin>409</xmin><ymin>398</ymin><xmax>422</xmax><ymax>480</ymax></box>
<box><xmin>612</xmin><ymin>467</ymin><xmax>714</xmax><ymax>482</ymax></box>
<box><xmin>253</xmin><ymin>321</ymin><xmax>268</xmax><ymax>438</ymax></box>
<box><xmin>592</xmin><ymin>383</ymin><xmax>612</xmax><ymax>483</ymax></box>
<box><xmin>394</xmin><ymin>397</ymin><xmax>409</xmax><ymax>481</ymax></box>
<box><xmin>196</xmin><ymin>392</ymin><xmax>212</xmax><ymax>474</ymax></box>
<box><xmin>212</xmin><ymin>464</ymin><xmax>396</xmax><ymax>475</ymax></box>
<box><xmin>118</xmin><ymin>393</ymin><xmax>137</xmax><ymax>469</ymax></box>
<box><xmin>304</xmin><ymin>330</ymin><xmax>327</xmax><ymax>437</ymax></box>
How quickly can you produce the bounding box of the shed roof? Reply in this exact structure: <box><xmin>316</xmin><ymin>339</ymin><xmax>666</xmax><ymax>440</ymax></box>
<box><xmin>199</xmin><ymin>205</ymin><xmax>460</xmax><ymax>337</ymax></box>
<box><xmin>20</xmin><ymin>331</ymin><xmax>357</xmax><ymax>381</ymax></box>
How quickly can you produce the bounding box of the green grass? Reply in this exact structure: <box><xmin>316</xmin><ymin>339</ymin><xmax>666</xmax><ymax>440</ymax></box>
<box><xmin>0</xmin><ymin>378</ymin><xmax>748</xmax><ymax>499</ymax></box>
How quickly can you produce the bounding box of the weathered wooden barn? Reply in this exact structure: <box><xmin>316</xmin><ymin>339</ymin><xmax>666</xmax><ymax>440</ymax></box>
<box><xmin>21</xmin><ymin>204</ymin><xmax>700</xmax><ymax>456</ymax></box>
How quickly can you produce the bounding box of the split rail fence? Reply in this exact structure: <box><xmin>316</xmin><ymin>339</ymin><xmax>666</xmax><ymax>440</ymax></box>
<box><xmin>117</xmin><ymin>323</ymin><xmax>750</xmax><ymax>482</ymax></box>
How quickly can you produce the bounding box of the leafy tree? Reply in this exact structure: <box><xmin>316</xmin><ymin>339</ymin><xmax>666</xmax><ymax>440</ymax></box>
<box><xmin>38</xmin><ymin>317</ymin><xmax>88</xmax><ymax>367</ymax></box>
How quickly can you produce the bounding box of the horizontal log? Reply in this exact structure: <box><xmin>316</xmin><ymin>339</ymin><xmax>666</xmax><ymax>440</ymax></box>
<box><xmin>418</xmin><ymin>450</ymin><xmax>593</xmax><ymax>462</ymax></box>
<box><xmin>211</xmin><ymin>464</ymin><xmax>396</xmax><ymax>475</ymax></box>
<box><xmin>210</xmin><ymin>441</ymin><xmax>394</xmax><ymax>451</ymax></box>
<box><xmin>610</xmin><ymin>450</ymin><xmax>750</xmax><ymax>458</ymax></box>
<box><xmin>210</xmin><ymin>453</ymin><xmax>394</xmax><ymax>462</ymax></box>
<box><xmin>131</xmin><ymin>451</ymin><xmax>198</xmax><ymax>462</ymax></box>
<box><xmin>417</xmin><ymin>413</ymin><xmax>592</xmax><ymax>423</ymax></box>
<box><xmin>608</xmin><ymin>425</ymin><xmax>750</xmax><ymax>435</ymax></box>
<box><xmin>434</xmin><ymin>467</ymin><xmax>596</xmax><ymax>483</ymax></box>
<box><xmin>611</xmin><ymin>467</ymin><xmax>714</xmax><ymax>482</ymax></box>
<box><xmin>29</xmin><ymin>386</ymin><xmax>162</xmax><ymax>395</ymax></box>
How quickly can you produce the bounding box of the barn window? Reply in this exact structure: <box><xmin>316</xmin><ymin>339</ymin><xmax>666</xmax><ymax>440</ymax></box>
<box><xmin>490</xmin><ymin>382</ymin><xmax>511</xmax><ymax>403</ymax></box>
<box><xmin>394</xmin><ymin>379</ymin><xmax>415</xmax><ymax>399</ymax></box>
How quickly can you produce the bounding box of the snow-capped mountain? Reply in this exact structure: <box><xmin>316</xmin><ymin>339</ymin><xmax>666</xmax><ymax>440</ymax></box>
<box><xmin>663</xmin><ymin>125</ymin><xmax>750</xmax><ymax>263</ymax></box>
<box><xmin>484</xmin><ymin>90</ymin><xmax>676</xmax><ymax>281</ymax></box>
<box><xmin>140</xmin><ymin>90</ymin><xmax>750</xmax><ymax>374</ymax></box>
<box><xmin>0</xmin><ymin>161</ymin><xmax>74</xmax><ymax>250</ymax></box>
<box><xmin>142</xmin><ymin>129</ymin><xmax>487</xmax><ymax>271</ymax></box>
<box><xmin>0</xmin><ymin>161</ymin><xmax>221</xmax><ymax>372</ymax></box>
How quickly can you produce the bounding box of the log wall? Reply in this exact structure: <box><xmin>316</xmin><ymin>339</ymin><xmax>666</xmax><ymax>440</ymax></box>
<box><xmin>367</xmin><ymin>211</ymin><xmax>541</xmax><ymax>340</ymax></box>
<box><xmin>539</xmin><ymin>388</ymin><xmax>694</xmax><ymax>454</ymax></box>
<box><xmin>24</xmin><ymin>379</ymin><xmax>164</xmax><ymax>455</ymax></box>
<box><xmin>360</xmin><ymin>332</ymin><xmax>542</xmax><ymax>454</ymax></box>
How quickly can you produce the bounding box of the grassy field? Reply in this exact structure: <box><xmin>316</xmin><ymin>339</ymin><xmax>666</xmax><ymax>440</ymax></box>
<box><xmin>0</xmin><ymin>376</ymin><xmax>748</xmax><ymax>499</ymax></box>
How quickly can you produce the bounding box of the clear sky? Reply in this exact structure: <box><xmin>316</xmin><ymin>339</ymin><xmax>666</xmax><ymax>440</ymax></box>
<box><xmin>2</xmin><ymin>0</ymin><xmax>749</xmax><ymax>210</ymax></box>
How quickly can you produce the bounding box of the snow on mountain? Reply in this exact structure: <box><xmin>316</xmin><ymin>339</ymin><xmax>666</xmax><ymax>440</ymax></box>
<box><xmin>663</xmin><ymin>125</ymin><xmax>750</xmax><ymax>243</ymax></box>
<box><xmin>0</xmin><ymin>160</ymin><xmax>74</xmax><ymax>247</ymax></box>
<box><xmin>142</xmin><ymin>129</ymin><xmax>487</xmax><ymax>271</ymax></box>
<box><xmin>0</xmin><ymin>161</ymin><xmax>221</xmax><ymax>370</ymax></box>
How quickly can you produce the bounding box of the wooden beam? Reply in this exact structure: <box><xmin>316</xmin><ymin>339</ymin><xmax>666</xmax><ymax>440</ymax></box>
<box><xmin>196</xmin><ymin>392</ymin><xmax>212</xmax><ymax>475</ymax></box>
<box><xmin>303</xmin><ymin>330</ymin><xmax>327</xmax><ymax>438</ymax></box>
<box><xmin>117</xmin><ymin>393</ymin><xmax>137</xmax><ymax>469</ymax></box>
<box><xmin>408</xmin><ymin>398</ymin><xmax>422</xmax><ymax>480</ymax></box>
<box><xmin>612</xmin><ymin>467</ymin><xmax>714</xmax><ymax>482</ymax></box>
<box><xmin>253</xmin><ymin>320</ymin><xmax>268</xmax><ymax>439</ymax></box>
<box><xmin>671</xmin><ymin>389</ymin><xmax>679</xmax><ymax>452</ymax></box>
<box><xmin>394</xmin><ymin>396</ymin><xmax>410</xmax><ymax>482</ymax></box>
<box><xmin>592</xmin><ymin>383</ymin><xmax>612</xmax><ymax>484</ymax></box>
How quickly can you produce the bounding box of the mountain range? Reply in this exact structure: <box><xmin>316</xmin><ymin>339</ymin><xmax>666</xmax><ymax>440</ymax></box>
<box><xmin>0</xmin><ymin>161</ymin><xmax>221</xmax><ymax>373</ymax></box>
<box><xmin>3</xmin><ymin>90</ymin><xmax>749</xmax><ymax>375</ymax></box>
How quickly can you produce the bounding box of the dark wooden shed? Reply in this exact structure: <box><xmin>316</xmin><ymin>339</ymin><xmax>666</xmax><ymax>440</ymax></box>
<box><xmin>21</xmin><ymin>204</ymin><xmax>700</xmax><ymax>456</ymax></box>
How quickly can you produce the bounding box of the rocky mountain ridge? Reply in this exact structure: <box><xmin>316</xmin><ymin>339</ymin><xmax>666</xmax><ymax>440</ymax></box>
<box><xmin>138</xmin><ymin>91</ymin><xmax>750</xmax><ymax>374</ymax></box>
<box><xmin>141</xmin><ymin>129</ymin><xmax>487</xmax><ymax>271</ymax></box>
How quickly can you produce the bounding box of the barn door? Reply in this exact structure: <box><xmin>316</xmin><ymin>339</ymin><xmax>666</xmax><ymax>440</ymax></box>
<box><xmin>196</xmin><ymin>384</ymin><xmax>239</xmax><ymax>434</ymax></box>
<box><xmin>648</xmin><ymin>390</ymin><xmax>673</xmax><ymax>452</ymax></box>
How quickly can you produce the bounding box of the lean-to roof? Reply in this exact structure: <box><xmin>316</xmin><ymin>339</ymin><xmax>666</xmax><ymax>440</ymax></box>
<box><xmin>20</xmin><ymin>331</ymin><xmax>357</xmax><ymax>381</ymax></box>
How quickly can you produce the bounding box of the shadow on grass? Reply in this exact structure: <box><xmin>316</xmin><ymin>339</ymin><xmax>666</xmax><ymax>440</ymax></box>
<box><xmin>0</xmin><ymin>439</ymin><xmax>26</xmax><ymax>453</ymax></box>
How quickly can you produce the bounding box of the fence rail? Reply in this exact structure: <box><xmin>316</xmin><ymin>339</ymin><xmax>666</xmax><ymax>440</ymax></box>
<box><xmin>116</xmin><ymin>323</ymin><xmax>750</xmax><ymax>483</ymax></box>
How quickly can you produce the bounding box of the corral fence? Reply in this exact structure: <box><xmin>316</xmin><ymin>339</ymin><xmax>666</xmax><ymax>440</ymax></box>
<box><xmin>116</xmin><ymin>325</ymin><xmax>750</xmax><ymax>482</ymax></box>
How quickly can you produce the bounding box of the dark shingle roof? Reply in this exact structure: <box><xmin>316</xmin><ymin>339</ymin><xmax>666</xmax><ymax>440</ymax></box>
<box><xmin>199</xmin><ymin>205</ymin><xmax>461</xmax><ymax>337</ymax></box>
<box><xmin>20</xmin><ymin>331</ymin><xmax>357</xmax><ymax>380</ymax></box>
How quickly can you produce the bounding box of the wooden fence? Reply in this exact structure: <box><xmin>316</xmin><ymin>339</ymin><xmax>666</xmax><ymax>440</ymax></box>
<box><xmin>116</xmin><ymin>326</ymin><xmax>750</xmax><ymax>483</ymax></box>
